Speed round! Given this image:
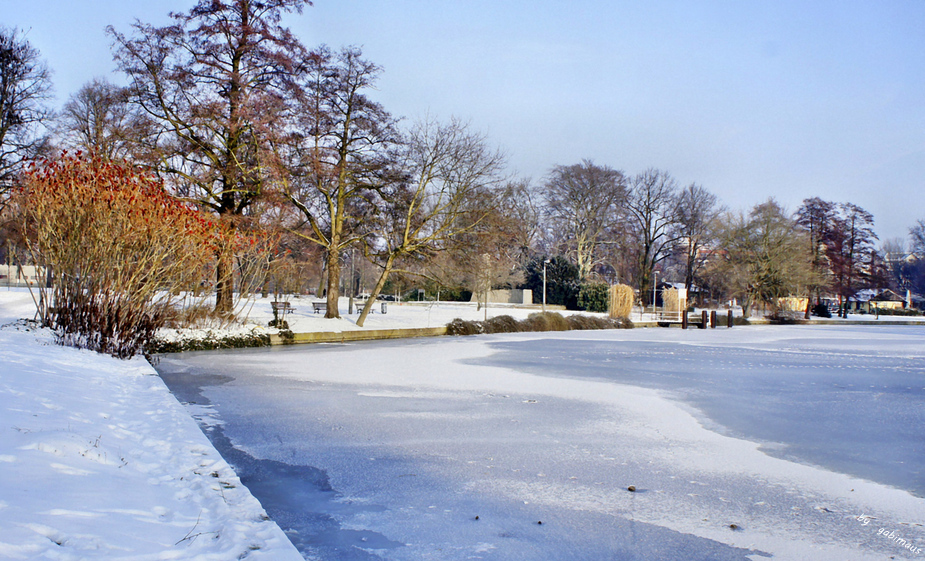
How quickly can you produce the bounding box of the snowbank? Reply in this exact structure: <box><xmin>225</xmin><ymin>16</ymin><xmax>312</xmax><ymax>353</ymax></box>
<box><xmin>0</xmin><ymin>289</ymin><xmax>301</xmax><ymax>560</ymax></box>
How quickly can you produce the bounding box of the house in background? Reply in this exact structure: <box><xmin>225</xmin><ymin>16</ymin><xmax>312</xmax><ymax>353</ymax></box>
<box><xmin>847</xmin><ymin>288</ymin><xmax>913</xmax><ymax>313</ymax></box>
<box><xmin>0</xmin><ymin>265</ymin><xmax>48</xmax><ymax>288</ymax></box>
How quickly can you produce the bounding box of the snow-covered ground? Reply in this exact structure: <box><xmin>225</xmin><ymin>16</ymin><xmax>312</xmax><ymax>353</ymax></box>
<box><xmin>159</xmin><ymin>296</ymin><xmax>611</xmax><ymax>344</ymax></box>
<box><xmin>0</xmin><ymin>289</ymin><xmax>302</xmax><ymax>560</ymax></box>
<box><xmin>158</xmin><ymin>293</ymin><xmax>925</xmax><ymax>347</ymax></box>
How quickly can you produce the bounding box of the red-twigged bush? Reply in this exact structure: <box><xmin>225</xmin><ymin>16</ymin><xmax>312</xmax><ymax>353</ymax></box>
<box><xmin>18</xmin><ymin>152</ymin><xmax>222</xmax><ymax>358</ymax></box>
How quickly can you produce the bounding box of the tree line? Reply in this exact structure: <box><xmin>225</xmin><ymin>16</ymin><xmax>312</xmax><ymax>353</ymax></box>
<box><xmin>2</xmin><ymin>1</ymin><xmax>924</xmax><ymax>343</ymax></box>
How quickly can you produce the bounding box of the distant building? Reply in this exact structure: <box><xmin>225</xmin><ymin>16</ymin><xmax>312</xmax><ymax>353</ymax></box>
<box><xmin>847</xmin><ymin>288</ymin><xmax>909</xmax><ymax>313</ymax></box>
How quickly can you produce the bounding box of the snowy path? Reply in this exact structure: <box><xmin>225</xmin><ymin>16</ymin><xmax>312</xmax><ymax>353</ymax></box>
<box><xmin>156</xmin><ymin>326</ymin><xmax>925</xmax><ymax>560</ymax></box>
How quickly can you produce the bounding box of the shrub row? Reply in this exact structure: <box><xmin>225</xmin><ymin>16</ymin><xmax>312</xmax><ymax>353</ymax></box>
<box><xmin>767</xmin><ymin>311</ymin><xmax>807</xmax><ymax>324</ymax></box>
<box><xmin>867</xmin><ymin>308</ymin><xmax>922</xmax><ymax>317</ymax></box>
<box><xmin>446</xmin><ymin>312</ymin><xmax>633</xmax><ymax>336</ymax></box>
<box><xmin>146</xmin><ymin>329</ymin><xmax>272</xmax><ymax>355</ymax></box>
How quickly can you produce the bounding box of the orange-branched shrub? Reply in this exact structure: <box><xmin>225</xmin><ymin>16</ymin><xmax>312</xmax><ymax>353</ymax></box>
<box><xmin>19</xmin><ymin>152</ymin><xmax>220</xmax><ymax>358</ymax></box>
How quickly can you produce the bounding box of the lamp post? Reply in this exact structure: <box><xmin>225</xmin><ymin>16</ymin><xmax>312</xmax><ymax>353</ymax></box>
<box><xmin>652</xmin><ymin>270</ymin><xmax>658</xmax><ymax>317</ymax></box>
<box><xmin>543</xmin><ymin>259</ymin><xmax>551</xmax><ymax>312</ymax></box>
<box><xmin>348</xmin><ymin>248</ymin><xmax>355</xmax><ymax>314</ymax></box>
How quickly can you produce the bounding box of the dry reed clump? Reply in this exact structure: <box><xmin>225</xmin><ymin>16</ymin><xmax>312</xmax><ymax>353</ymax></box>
<box><xmin>609</xmin><ymin>284</ymin><xmax>634</xmax><ymax>319</ymax></box>
<box><xmin>446</xmin><ymin>311</ymin><xmax>632</xmax><ymax>336</ymax></box>
<box><xmin>662</xmin><ymin>287</ymin><xmax>684</xmax><ymax>313</ymax></box>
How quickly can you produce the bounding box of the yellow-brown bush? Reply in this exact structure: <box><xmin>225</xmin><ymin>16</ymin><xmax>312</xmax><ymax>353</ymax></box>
<box><xmin>662</xmin><ymin>288</ymin><xmax>685</xmax><ymax>314</ymax></box>
<box><xmin>609</xmin><ymin>284</ymin><xmax>634</xmax><ymax>319</ymax></box>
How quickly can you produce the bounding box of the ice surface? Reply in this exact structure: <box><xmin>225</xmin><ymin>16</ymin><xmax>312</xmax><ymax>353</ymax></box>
<box><xmin>477</xmin><ymin>326</ymin><xmax>925</xmax><ymax>495</ymax></box>
<box><xmin>155</xmin><ymin>325</ymin><xmax>925</xmax><ymax>560</ymax></box>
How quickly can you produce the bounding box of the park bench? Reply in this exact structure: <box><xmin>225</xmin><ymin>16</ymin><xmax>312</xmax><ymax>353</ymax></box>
<box><xmin>312</xmin><ymin>301</ymin><xmax>327</xmax><ymax>314</ymax></box>
<box><xmin>352</xmin><ymin>299</ymin><xmax>388</xmax><ymax>314</ymax></box>
<box><xmin>270</xmin><ymin>301</ymin><xmax>295</xmax><ymax>328</ymax></box>
<box><xmin>271</xmin><ymin>301</ymin><xmax>294</xmax><ymax>316</ymax></box>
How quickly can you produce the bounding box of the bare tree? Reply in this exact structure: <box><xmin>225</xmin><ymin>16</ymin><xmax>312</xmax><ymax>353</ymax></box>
<box><xmin>624</xmin><ymin>168</ymin><xmax>682</xmax><ymax>305</ymax></box>
<box><xmin>355</xmin><ymin>117</ymin><xmax>506</xmax><ymax>325</ymax></box>
<box><xmin>286</xmin><ymin>46</ymin><xmax>398</xmax><ymax>318</ymax></box>
<box><xmin>911</xmin><ymin>219</ymin><xmax>925</xmax><ymax>256</ymax></box>
<box><xmin>109</xmin><ymin>0</ymin><xmax>311</xmax><ymax>314</ymax></box>
<box><xmin>673</xmin><ymin>183</ymin><xmax>722</xmax><ymax>295</ymax></box>
<box><xmin>905</xmin><ymin>220</ymin><xmax>925</xmax><ymax>295</ymax></box>
<box><xmin>880</xmin><ymin>237</ymin><xmax>910</xmax><ymax>292</ymax></box>
<box><xmin>828</xmin><ymin>203</ymin><xmax>878</xmax><ymax>317</ymax></box>
<box><xmin>542</xmin><ymin>160</ymin><xmax>626</xmax><ymax>281</ymax></box>
<box><xmin>498</xmin><ymin>178</ymin><xmax>542</xmax><ymax>264</ymax></box>
<box><xmin>56</xmin><ymin>77</ymin><xmax>148</xmax><ymax>161</ymax></box>
<box><xmin>0</xmin><ymin>27</ymin><xmax>54</xmax><ymax>207</ymax></box>
<box><xmin>709</xmin><ymin>199</ymin><xmax>815</xmax><ymax>318</ymax></box>
<box><xmin>795</xmin><ymin>197</ymin><xmax>838</xmax><ymax>316</ymax></box>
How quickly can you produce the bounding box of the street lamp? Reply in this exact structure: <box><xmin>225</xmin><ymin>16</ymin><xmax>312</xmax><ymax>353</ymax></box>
<box><xmin>542</xmin><ymin>259</ymin><xmax>551</xmax><ymax>313</ymax></box>
<box><xmin>652</xmin><ymin>270</ymin><xmax>658</xmax><ymax>317</ymax></box>
<box><xmin>348</xmin><ymin>248</ymin><xmax>355</xmax><ymax>314</ymax></box>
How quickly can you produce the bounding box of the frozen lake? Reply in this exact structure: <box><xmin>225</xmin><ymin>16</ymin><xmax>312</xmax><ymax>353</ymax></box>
<box><xmin>478</xmin><ymin>326</ymin><xmax>925</xmax><ymax>496</ymax></box>
<box><xmin>155</xmin><ymin>325</ymin><xmax>925</xmax><ymax>560</ymax></box>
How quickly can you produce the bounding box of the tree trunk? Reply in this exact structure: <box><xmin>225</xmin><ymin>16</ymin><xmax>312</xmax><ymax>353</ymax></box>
<box><xmin>324</xmin><ymin>247</ymin><xmax>341</xmax><ymax>318</ymax></box>
<box><xmin>639</xmin><ymin>269</ymin><xmax>652</xmax><ymax>308</ymax></box>
<box><xmin>684</xmin><ymin>246</ymin><xmax>696</xmax><ymax>293</ymax></box>
<box><xmin>356</xmin><ymin>254</ymin><xmax>396</xmax><ymax>327</ymax></box>
<box><xmin>215</xmin><ymin>250</ymin><xmax>234</xmax><ymax>315</ymax></box>
<box><xmin>316</xmin><ymin>258</ymin><xmax>327</xmax><ymax>298</ymax></box>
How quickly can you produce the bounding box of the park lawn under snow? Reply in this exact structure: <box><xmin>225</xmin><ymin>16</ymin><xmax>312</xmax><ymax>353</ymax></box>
<box><xmin>0</xmin><ymin>289</ymin><xmax>302</xmax><ymax>560</ymax></box>
<box><xmin>155</xmin><ymin>295</ymin><xmax>607</xmax><ymax>348</ymax></box>
<box><xmin>156</xmin><ymin>292</ymin><xmax>925</xmax><ymax>349</ymax></box>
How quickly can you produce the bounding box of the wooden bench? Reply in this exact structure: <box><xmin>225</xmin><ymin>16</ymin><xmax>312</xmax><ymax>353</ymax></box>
<box><xmin>352</xmin><ymin>300</ymin><xmax>387</xmax><ymax>314</ymax></box>
<box><xmin>312</xmin><ymin>301</ymin><xmax>327</xmax><ymax>314</ymax></box>
<box><xmin>271</xmin><ymin>301</ymin><xmax>294</xmax><ymax>315</ymax></box>
<box><xmin>270</xmin><ymin>301</ymin><xmax>295</xmax><ymax>328</ymax></box>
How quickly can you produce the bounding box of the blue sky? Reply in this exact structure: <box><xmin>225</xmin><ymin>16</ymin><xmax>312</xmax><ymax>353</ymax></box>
<box><xmin>6</xmin><ymin>0</ymin><xmax>924</xmax><ymax>241</ymax></box>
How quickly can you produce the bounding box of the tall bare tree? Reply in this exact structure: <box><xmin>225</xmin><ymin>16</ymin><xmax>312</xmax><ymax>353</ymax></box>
<box><xmin>286</xmin><ymin>46</ymin><xmax>398</xmax><ymax>318</ymax></box>
<box><xmin>355</xmin><ymin>118</ymin><xmax>506</xmax><ymax>325</ymax></box>
<box><xmin>673</xmin><ymin>182</ymin><xmax>722</xmax><ymax>294</ymax></box>
<box><xmin>795</xmin><ymin>197</ymin><xmax>837</xmax><ymax>316</ymax></box>
<box><xmin>624</xmin><ymin>168</ymin><xmax>682</xmax><ymax>305</ymax></box>
<box><xmin>109</xmin><ymin>0</ymin><xmax>311</xmax><ymax>314</ymax></box>
<box><xmin>709</xmin><ymin>199</ymin><xmax>815</xmax><ymax>318</ymax></box>
<box><xmin>498</xmin><ymin>178</ymin><xmax>542</xmax><ymax>264</ymax></box>
<box><xmin>0</xmin><ymin>27</ymin><xmax>54</xmax><ymax>208</ymax></box>
<box><xmin>905</xmin><ymin>220</ymin><xmax>925</xmax><ymax>295</ymax></box>
<box><xmin>542</xmin><ymin>160</ymin><xmax>626</xmax><ymax>281</ymax></box>
<box><xmin>56</xmin><ymin>77</ymin><xmax>148</xmax><ymax>161</ymax></box>
<box><xmin>911</xmin><ymin>219</ymin><xmax>925</xmax><ymax>256</ymax></box>
<box><xmin>828</xmin><ymin>203</ymin><xmax>878</xmax><ymax>317</ymax></box>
